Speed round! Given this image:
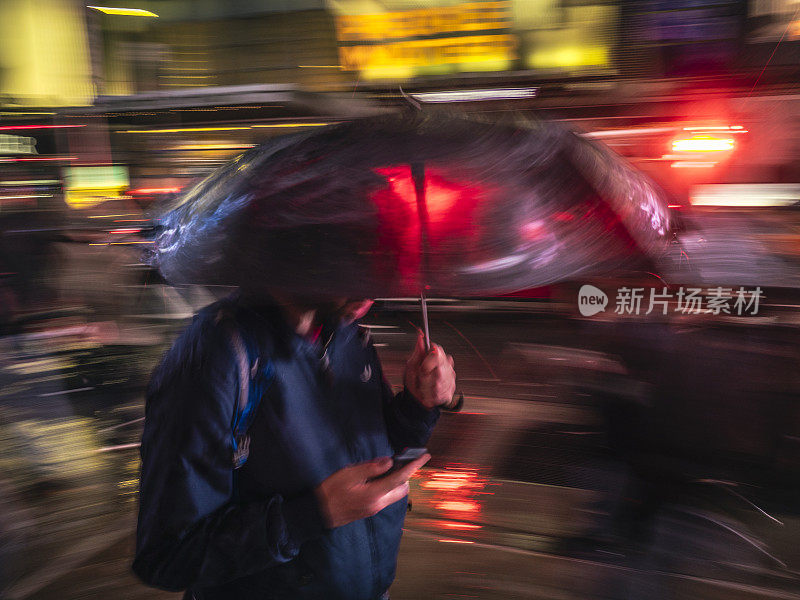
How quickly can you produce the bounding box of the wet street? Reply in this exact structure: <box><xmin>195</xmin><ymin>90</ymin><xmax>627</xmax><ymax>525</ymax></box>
<box><xmin>2</xmin><ymin>298</ymin><xmax>799</xmax><ymax>600</ymax></box>
<box><xmin>4</xmin><ymin>386</ymin><xmax>800</xmax><ymax>600</ymax></box>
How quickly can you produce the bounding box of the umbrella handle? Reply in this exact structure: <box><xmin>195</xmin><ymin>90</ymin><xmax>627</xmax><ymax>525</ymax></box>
<box><xmin>420</xmin><ymin>293</ymin><xmax>431</xmax><ymax>352</ymax></box>
<box><xmin>419</xmin><ymin>293</ymin><xmax>463</xmax><ymax>412</ymax></box>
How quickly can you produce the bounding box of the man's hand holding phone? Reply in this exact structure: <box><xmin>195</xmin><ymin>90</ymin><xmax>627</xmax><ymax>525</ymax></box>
<box><xmin>370</xmin><ymin>448</ymin><xmax>429</xmax><ymax>480</ymax></box>
<box><xmin>315</xmin><ymin>450</ymin><xmax>430</xmax><ymax>529</ymax></box>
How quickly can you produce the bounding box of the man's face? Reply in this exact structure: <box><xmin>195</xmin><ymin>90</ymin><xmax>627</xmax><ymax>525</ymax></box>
<box><xmin>339</xmin><ymin>299</ymin><xmax>374</xmax><ymax>325</ymax></box>
<box><xmin>317</xmin><ymin>298</ymin><xmax>374</xmax><ymax>326</ymax></box>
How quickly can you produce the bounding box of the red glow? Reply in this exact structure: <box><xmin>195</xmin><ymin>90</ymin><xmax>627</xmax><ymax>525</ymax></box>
<box><xmin>372</xmin><ymin>165</ymin><xmax>422</xmax><ymax>290</ymax></box>
<box><xmin>376</xmin><ymin>165</ymin><xmax>474</xmax><ymax>223</ymax></box>
<box><xmin>130</xmin><ymin>187</ymin><xmax>181</xmax><ymax>195</ymax></box>
<box><xmin>521</xmin><ymin>220</ymin><xmax>547</xmax><ymax>241</ymax></box>
<box><xmin>0</xmin><ymin>124</ymin><xmax>85</xmax><ymax>131</ymax></box>
<box><xmin>110</xmin><ymin>228</ymin><xmax>141</xmax><ymax>235</ymax></box>
<box><xmin>369</xmin><ymin>164</ymin><xmax>493</xmax><ymax>294</ymax></box>
<box><xmin>667</xmin><ymin>204</ymin><xmax>682</xmax><ymax>209</ymax></box>
<box><xmin>422</xmin><ymin>469</ymin><xmax>482</xmax><ymax>492</ymax></box>
<box><xmin>420</xmin><ymin>172</ymin><xmax>461</xmax><ymax>222</ymax></box>
<box><xmin>421</xmin><ymin>465</ymin><xmax>488</xmax><ymax>519</ymax></box>
<box><xmin>423</xmin><ymin>479</ymin><xmax>469</xmax><ymax>491</ymax></box>
<box><xmin>378</xmin><ymin>166</ymin><xmax>416</xmax><ymax>208</ymax></box>
<box><xmin>435</xmin><ymin>501</ymin><xmax>481</xmax><ymax>513</ymax></box>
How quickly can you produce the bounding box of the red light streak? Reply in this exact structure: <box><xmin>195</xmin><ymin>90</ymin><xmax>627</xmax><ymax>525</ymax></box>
<box><xmin>89</xmin><ymin>241</ymin><xmax>153</xmax><ymax>246</ymax></box>
<box><xmin>437</xmin><ymin>539</ymin><xmax>474</xmax><ymax>544</ymax></box>
<box><xmin>682</xmin><ymin>125</ymin><xmax>745</xmax><ymax>132</ymax></box>
<box><xmin>110</xmin><ymin>228</ymin><xmax>141</xmax><ymax>235</ymax></box>
<box><xmin>130</xmin><ymin>187</ymin><xmax>181</xmax><ymax>194</ymax></box>
<box><xmin>0</xmin><ymin>124</ymin><xmax>85</xmax><ymax>131</ymax></box>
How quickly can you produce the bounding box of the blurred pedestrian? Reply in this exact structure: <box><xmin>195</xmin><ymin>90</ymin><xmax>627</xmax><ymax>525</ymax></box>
<box><xmin>133</xmin><ymin>293</ymin><xmax>456</xmax><ymax>599</ymax></box>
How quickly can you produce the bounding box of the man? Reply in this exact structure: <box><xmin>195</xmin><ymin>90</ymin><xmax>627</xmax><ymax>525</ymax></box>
<box><xmin>133</xmin><ymin>294</ymin><xmax>456</xmax><ymax>599</ymax></box>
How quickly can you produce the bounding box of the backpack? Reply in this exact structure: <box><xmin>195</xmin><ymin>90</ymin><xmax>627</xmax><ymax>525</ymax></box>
<box><xmin>214</xmin><ymin>308</ymin><xmax>274</xmax><ymax>469</ymax></box>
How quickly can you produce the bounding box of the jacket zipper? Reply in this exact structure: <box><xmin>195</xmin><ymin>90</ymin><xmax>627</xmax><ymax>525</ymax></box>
<box><xmin>326</xmin><ymin>330</ymin><xmax>382</xmax><ymax>598</ymax></box>
<box><xmin>365</xmin><ymin>515</ymin><xmax>380</xmax><ymax>598</ymax></box>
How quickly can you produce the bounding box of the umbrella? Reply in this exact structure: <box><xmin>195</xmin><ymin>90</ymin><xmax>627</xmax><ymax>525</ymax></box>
<box><xmin>150</xmin><ymin>112</ymin><xmax>671</xmax><ymax>340</ymax></box>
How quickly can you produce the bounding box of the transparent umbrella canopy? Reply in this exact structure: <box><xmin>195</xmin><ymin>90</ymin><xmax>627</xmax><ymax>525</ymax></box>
<box><xmin>149</xmin><ymin>112</ymin><xmax>672</xmax><ymax>342</ymax></box>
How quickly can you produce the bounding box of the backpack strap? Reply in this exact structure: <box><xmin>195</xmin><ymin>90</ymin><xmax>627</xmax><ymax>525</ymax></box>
<box><xmin>215</xmin><ymin>308</ymin><xmax>274</xmax><ymax>469</ymax></box>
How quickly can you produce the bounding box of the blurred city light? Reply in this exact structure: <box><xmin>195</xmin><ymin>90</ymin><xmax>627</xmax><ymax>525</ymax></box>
<box><xmin>411</xmin><ymin>87</ymin><xmax>539</xmax><ymax>103</ymax></box>
<box><xmin>87</xmin><ymin>6</ymin><xmax>158</xmax><ymax>17</ymax></box>
<box><xmin>333</xmin><ymin>1</ymin><xmax>516</xmax><ymax>80</ymax></box>
<box><xmin>122</xmin><ymin>126</ymin><xmax>251</xmax><ymax>134</ymax></box>
<box><xmin>434</xmin><ymin>501</ymin><xmax>481</xmax><ymax>513</ymax></box>
<box><xmin>251</xmin><ymin>123</ymin><xmax>331</xmax><ymax>128</ymax></box>
<box><xmin>63</xmin><ymin>165</ymin><xmax>130</xmax><ymax>209</ymax></box>
<box><xmin>683</xmin><ymin>125</ymin><xmax>746</xmax><ymax>132</ymax></box>
<box><xmin>691</xmin><ymin>183</ymin><xmax>800</xmax><ymax>206</ymax></box>
<box><xmin>672</xmin><ymin>135</ymin><xmax>736</xmax><ymax>153</ymax></box>
<box><xmin>583</xmin><ymin>127</ymin><xmax>675</xmax><ymax>139</ymax></box>
<box><xmin>0</xmin><ymin>125</ymin><xmax>85</xmax><ymax>131</ymax></box>
<box><xmin>439</xmin><ymin>522</ymin><xmax>482</xmax><ymax>530</ymax></box>
<box><xmin>671</xmin><ymin>161</ymin><xmax>717</xmax><ymax>168</ymax></box>
<box><xmin>171</xmin><ymin>143</ymin><xmax>255</xmax><ymax>151</ymax></box>
<box><xmin>0</xmin><ymin>180</ymin><xmax>60</xmax><ymax>186</ymax></box>
<box><xmin>129</xmin><ymin>187</ymin><xmax>181</xmax><ymax>194</ymax></box>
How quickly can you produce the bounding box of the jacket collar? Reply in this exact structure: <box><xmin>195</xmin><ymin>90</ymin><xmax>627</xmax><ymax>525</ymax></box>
<box><xmin>236</xmin><ymin>294</ymin><xmax>358</xmax><ymax>359</ymax></box>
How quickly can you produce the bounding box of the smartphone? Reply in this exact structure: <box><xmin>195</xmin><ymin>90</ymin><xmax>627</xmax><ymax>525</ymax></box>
<box><xmin>372</xmin><ymin>447</ymin><xmax>429</xmax><ymax>480</ymax></box>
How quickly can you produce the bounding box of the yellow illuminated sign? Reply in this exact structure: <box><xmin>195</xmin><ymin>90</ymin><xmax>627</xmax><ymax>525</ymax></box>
<box><xmin>0</xmin><ymin>0</ymin><xmax>93</xmax><ymax>106</ymax></box>
<box><xmin>335</xmin><ymin>1</ymin><xmax>517</xmax><ymax>80</ymax></box>
<box><xmin>336</xmin><ymin>2</ymin><xmax>510</xmax><ymax>41</ymax></box>
<box><xmin>63</xmin><ymin>166</ymin><xmax>130</xmax><ymax>209</ymax></box>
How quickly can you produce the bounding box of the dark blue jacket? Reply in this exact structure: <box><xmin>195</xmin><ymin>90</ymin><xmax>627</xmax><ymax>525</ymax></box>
<box><xmin>133</xmin><ymin>297</ymin><xmax>439</xmax><ymax>599</ymax></box>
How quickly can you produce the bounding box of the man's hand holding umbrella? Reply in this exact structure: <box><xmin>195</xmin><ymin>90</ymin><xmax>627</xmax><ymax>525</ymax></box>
<box><xmin>404</xmin><ymin>331</ymin><xmax>457</xmax><ymax>410</ymax></box>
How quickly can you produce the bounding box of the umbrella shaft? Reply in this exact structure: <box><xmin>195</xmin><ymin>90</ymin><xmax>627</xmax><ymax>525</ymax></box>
<box><xmin>420</xmin><ymin>293</ymin><xmax>431</xmax><ymax>352</ymax></box>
